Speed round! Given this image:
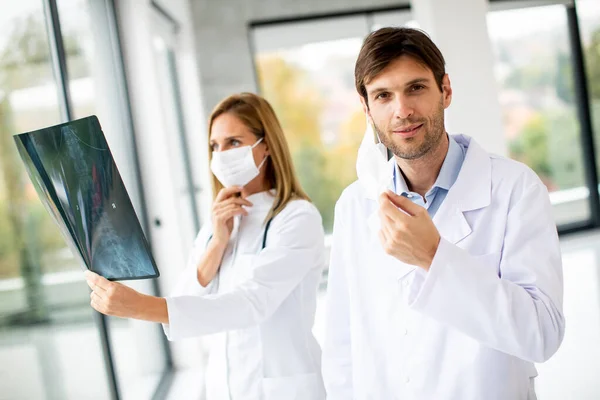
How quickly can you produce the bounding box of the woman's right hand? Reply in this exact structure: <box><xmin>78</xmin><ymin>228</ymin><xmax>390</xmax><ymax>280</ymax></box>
<box><xmin>211</xmin><ymin>186</ymin><xmax>253</xmax><ymax>245</ymax></box>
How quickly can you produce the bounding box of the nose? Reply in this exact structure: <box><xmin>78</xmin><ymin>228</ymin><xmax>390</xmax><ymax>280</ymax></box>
<box><xmin>392</xmin><ymin>96</ymin><xmax>414</xmax><ymax>120</ymax></box>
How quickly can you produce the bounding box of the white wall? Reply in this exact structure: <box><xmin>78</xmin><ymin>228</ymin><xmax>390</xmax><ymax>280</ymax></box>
<box><xmin>189</xmin><ymin>0</ymin><xmax>406</xmax><ymax>112</ymax></box>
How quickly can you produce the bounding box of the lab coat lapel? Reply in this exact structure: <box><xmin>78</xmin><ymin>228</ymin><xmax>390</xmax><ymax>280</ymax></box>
<box><xmin>433</xmin><ymin>135</ymin><xmax>492</xmax><ymax>245</ymax></box>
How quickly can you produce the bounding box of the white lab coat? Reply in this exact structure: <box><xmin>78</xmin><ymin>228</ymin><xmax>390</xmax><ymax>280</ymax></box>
<box><xmin>322</xmin><ymin>135</ymin><xmax>565</xmax><ymax>400</ymax></box>
<box><xmin>163</xmin><ymin>190</ymin><xmax>326</xmax><ymax>400</ymax></box>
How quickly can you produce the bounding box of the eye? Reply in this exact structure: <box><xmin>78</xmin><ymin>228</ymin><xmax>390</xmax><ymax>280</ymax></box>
<box><xmin>210</xmin><ymin>143</ymin><xmax>218</xmax><ymax>152</ymax></box>
<box><xmin>375</xmin><ymin>92</ymin><xmax>390</xmax><ymax>101</ymax></box>
<box><xmin>230</xmin><ymin>139</ymin><xmax>241</xmax><ymax>147</ymax></box>
<box><xmin>410</xmin><ymin>84</ymin><xmax>425</xmax><ymax>92</ymax></box>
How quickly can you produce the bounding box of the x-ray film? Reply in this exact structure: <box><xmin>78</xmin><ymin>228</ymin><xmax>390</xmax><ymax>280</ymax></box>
<box><xmin>13</xmin><ymin>116</ymin><xmax>159</xmax><ymax>281</ymax></box>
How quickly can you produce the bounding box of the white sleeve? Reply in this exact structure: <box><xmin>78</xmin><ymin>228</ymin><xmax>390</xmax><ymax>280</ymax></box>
<box><xmin>163</xmin><ymin>202</ymin><xmax>325</xmax><ymax>340</ymax></box>
<box><xmin>321</xmin><ymin>201</ymin><xmax>354</xmax><ymax>399</ymax></box>
<box><xmin>408</xmin><ymin>181</ymin><xmax>565</xmax><ymax>363</ymax></box>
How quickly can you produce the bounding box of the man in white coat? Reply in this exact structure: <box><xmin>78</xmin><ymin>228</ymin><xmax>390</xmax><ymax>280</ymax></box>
<box><xmin>322</xmin><ymin>27</ymin><xmax>565</xmax><ymax>399</ymax></box>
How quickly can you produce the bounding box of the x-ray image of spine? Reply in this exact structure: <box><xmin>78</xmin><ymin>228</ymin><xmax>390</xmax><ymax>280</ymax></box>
<box><xmin>20</xmin><ymin>117</ymin><xmax>158</xmax><ymax>280</ymax></box>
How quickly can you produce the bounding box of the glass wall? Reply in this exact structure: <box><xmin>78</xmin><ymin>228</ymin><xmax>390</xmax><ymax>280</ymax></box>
<box><xmin>253</xmin><ymin>3</ymin><xmax>600</xmax><ymax>233</ymax></box>
<box><xmin>488</xmin><ymin>3</ymin><xmax>591</xmax><ymax>226</ymax></box>
<box><xmin>0</xmin><ymin>1</ymin><xmax>112</xmax><ymax>399</ymax></box>
<box><xmin>0</xmin><ymin>1</ymin><xmax>170</xmax><ymax>399</ymax></box>
<box><xmin>252</xmin><ymin>12</ymin><xmax>416</xmax><ymax>233</ymax></box>
<box><xmin>577</xmin><ymin>0</ymin><xmax>600</xmax><ymax>192</ymax></box>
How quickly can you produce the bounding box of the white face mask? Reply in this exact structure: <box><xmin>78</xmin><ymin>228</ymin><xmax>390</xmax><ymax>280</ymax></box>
<box><xmin>356</xmin><ymin>115</ymin><xmax>393</xmax><ymax>199</ymax></box>
<box><xmin>210</xmin><ymin>137</ymin><xmax>268</xmax><ymax>188</ymax></box>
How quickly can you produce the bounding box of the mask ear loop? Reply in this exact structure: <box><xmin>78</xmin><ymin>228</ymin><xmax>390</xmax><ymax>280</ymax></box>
<box><xmin>366</xmin><ymin>113</ymin><xmax>391</xmax><ymax>160</ymax></box>
<box><xmin>252</xmin><ymin>136</ymin><xmax>268</xmax><ymax>171</ymax></box>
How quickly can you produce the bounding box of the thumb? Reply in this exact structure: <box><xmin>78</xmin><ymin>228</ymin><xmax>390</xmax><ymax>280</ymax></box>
<box><xmin>385</xmin><ymin>190</ymin><xmax>423</xmax><ymax>216</ymax></box>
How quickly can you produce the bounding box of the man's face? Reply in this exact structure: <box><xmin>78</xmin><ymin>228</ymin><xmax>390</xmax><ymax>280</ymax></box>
<box><xmin>362</xmin><ymin>55</ymin><xmax>452</xmax><ymax>160</ymax></box>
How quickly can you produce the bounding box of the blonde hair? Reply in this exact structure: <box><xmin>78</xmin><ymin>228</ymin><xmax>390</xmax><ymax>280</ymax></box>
<box><xmin>208</xmin><ymin>92</ymin><xmax>310</xmax><ymax>221</ymax></box>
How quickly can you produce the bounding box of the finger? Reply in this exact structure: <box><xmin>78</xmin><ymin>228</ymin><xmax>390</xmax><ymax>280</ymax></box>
<box><xmin>219</xmin><ymin>207</ymin><xmax>248</xmax><ymax>221</ymax></box>
<box><xmin>215</xmin><ymin>186</ymin><xmax>243</xmax><ymax>202</ymax></box>
<box><xmin>385</xmin><ymin>190</ymin><xmax>425</xmax><ymax>217</ymax></box>
<box><xmin>91</xmin><ymin>289</ymin><xmax>105</xmax><ymax>302</ymax></box>
<box><xmin>216</xmin><ymin>204</ymin><xmax>248</xmax><ymax>218</ymax></box>
<box><xmin>214</xmin><ymin>197</ymin><xmax>253</xmax><ymax>210</ymax></box>
<box><xmin>379</xmin><ymin>215</ymin><xmax>397</xmax><ymax>241</ymax></box>
<box><xmin>85</xmin><ymin>270</ymin><xmax>110</xmax><ymax>291</ymax></box>
<box><xmin>379</xmin><ymin>193</ymin><xmax>410</xmax><ymax>222</ymax></box>
<box><xmin>378</xmin><ymin>229</ymin><xmax>391</xmax><ymax>252</ymax></box>
<box><xmin>90</xmin><ymin>298</ymin><xmax>104</xmax><ymax>314</ymax></box>
<box><xmin>85</xmin><ymin>277</ymin><xmax>106</xmax><ymax>294</ymax></box>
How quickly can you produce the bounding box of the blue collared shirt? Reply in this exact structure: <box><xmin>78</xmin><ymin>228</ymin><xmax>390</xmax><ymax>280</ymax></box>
<box><xmin>393</xmin><ymin>135</ymin><xmax>466</xmax><ymax>218</ymax></box>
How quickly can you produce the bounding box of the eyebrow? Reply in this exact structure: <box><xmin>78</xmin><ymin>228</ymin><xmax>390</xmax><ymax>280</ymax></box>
<box><xmin>209</xmin><ymin>135</ymin><xmax>244</xmax><ymax>144</ymax></box>
<box><xmin>368</xmin><ymin>78</ymin><xmax>432</xmax><ymax>96</ymax></box>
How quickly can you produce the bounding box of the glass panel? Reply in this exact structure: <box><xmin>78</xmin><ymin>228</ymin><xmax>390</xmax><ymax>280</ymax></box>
<box><xmin>151</xmin><ymin>11</ymin><xmax>198</xmax><ymax>246</ymax></box>
<box><xmin>0</xmin><ymin>1</ymin><xmax>110</xmax><ymax>399</ymax></box>
<box><xmin>253</xmin><ymin>19</ymin><xmax>368</xmax><ymax>234</ymax></box>
<box><xmin>532</xmin><ymin>2</ymin><xmax>600</xmax><ymax>398</ymax></box>
<box><xmin>578</xmin><ymin>0</ymin><xmax>600</xmax><ymax>201</ymax></box>
<box><xmin>55</xmin><ymin>0</ymin><xmax>168</xmax><ymax>398</ymax></box>
<box><xmin>488</xmin><ymin>4</ymin><xmax>591</xmax><ymax>226</ymax></box>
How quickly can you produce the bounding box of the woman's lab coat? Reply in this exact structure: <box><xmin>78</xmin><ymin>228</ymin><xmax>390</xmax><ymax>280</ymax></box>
<box><xmin>163</xmin><ymin>190</ymin><xmax>326</xmax><ymax>400</ymax></box>
<box><xmin>322</xmin><ymin>135</ymin><xmax>565</xmax><ymax>400</ymax></box>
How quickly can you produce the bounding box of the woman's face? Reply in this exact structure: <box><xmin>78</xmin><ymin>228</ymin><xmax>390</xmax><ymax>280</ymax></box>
<box><xmin>209</xmin><ymin>113</ymin><xmax>268</xmax><ymax>166</ymax></box>
<box><xmin>210</xmin><ymin>112</ymin><xmax>270</xmax><ymax>192</ymax></box>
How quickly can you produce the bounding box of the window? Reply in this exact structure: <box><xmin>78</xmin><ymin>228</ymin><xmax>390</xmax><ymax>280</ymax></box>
<box><xmin>488</xmin><ymin>3</ymin><xmax>591</xmax><ymax>226</ymax></box>
<box><xmin>0</xmin><ymin>1</ymin><xmax>171</xmax><ymax>399</ymax></box>
<box><xmin>55</xmin><ymin>0</ymin><xmax>170</xmax><ymax>398</ymax></box>
<box><xmin>252</xmin><ymin>11</ymin><xmax>412</xmax><ymax>234</ymax></box>
<box><xmin>0</xmin><ymin>1</ymin><xmax>111</xmax><ymax>399</ymax></box>
<box><xmin>252</xmin><ymin>16</ymin><xmax>368</xmax><ymax>233</ymax></box>
<box><xmin>577</xmin><ymin>0</ymin><xmax>600</xmax><ymax>191</ymax></box>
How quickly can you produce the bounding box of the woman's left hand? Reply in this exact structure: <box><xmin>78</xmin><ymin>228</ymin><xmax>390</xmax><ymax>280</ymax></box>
<box><xmin>85</xmin><ymin>271</ymin><xmax>143</xmax><ymax>319</ymax></box>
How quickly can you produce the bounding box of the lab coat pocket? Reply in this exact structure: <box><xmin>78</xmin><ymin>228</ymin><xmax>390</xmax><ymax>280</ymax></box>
<box><xmin>261</xmin><ymin>372</ymin><xmax>325</xmax><ymax>400</ymax></box>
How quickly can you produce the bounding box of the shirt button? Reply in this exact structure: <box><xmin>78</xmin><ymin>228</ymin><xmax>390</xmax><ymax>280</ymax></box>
<box><xmin>403</xmin><ymin>280</ymin><xmax>410</xmax><ymax>287</ymax></box>
<box><xmin>403</xmin><ymin>328</ymin><xmax>408</xmax><ymax>336</ymax></box>
<box><xmin>405</xmin><ymin>376</ymin><xmax>411</xmax><ymax>384</ymax></box>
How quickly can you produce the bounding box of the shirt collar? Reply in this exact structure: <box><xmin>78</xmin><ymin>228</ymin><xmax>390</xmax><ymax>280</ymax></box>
<box><xmin>393</xmin><ymin>135</ymin><xmax>465</xmax><ymax>195</ymax></box>
<box><xmin>245</xmin><ymin>189</ymin><xmax>276</xmax><ymax>208</ymax></box>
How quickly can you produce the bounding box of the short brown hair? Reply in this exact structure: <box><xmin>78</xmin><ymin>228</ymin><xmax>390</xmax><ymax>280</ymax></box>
<box><xmin>208</xmin><ymin>93</ymin><xmax>310</xmax><ymax>221</ymax></box>
<box><xmin>355</xmin><ymin>27</ymin><xmax>446</xmax><ymax>104</ymax></box>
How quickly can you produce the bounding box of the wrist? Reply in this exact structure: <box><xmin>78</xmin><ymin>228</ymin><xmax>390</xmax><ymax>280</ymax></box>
<box><xmin>138</xmin><ymin>295</ymin><xmax>168</xmax><ymax>324</ymax></box>
<box><xmin>208</xmin><ymin>236</ymin><xmax>228</xmax><ymax>250</ymax></box>
<box><xmin>420</xmin><ymin>235</ymin><xmax>441</xmax><ymax>271</ymax></box>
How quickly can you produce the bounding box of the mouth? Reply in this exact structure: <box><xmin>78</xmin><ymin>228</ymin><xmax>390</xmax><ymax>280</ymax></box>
<box><xmin>392</xmin><ymin>123</ymin><xmax>424</xmax><ymax>138</ymax></box>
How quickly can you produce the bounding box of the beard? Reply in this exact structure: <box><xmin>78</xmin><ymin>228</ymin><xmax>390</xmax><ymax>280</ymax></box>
<box><xmin>372</xmin><ymin>98</ymin><xmax>446</xmax><ymax>160</ymax></box>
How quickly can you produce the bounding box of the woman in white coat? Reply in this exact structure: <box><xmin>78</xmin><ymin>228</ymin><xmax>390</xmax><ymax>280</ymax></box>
<box><xmin>86</xmin><ymin>93</ymin><xmax>326</xmax><ymax>400</ymax></box>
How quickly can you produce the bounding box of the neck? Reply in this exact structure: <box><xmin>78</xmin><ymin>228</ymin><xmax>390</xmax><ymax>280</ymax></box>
<box><xmin>241</xmin><ymin>178</ymin><xmax>271</xmax><ymax>198</ymax></box>
<box><xmin>396</xmin><ymin>134</ymin><xmax>449</xmax><ymax>197</ymax></box>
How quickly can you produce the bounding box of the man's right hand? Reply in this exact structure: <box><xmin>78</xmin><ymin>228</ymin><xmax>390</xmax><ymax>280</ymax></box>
<box><xmin>211</xmin><ymin>186</ymin><xmax>253</xmax><ymax>245</ymax></box>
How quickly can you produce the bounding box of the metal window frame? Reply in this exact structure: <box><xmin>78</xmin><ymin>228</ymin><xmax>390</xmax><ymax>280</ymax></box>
<box><xmin>563</xmin><ymin>1</ymin><xmax>600</xmax><ymax>231</ymax></box>
<box><xmin>41</xmin><ymin>0</ymin><xmax>175</xmax><ymax>399</ymax></box>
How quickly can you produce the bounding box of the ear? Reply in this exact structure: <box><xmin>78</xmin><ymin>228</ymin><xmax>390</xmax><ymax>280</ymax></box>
<box><xmin>359</xmin><ymin>95</ymin><xmax>369</xmax><ymax>114</ymax></box>
<box><xmin>359</xmin><ymin>96</ymin><xmax>373</xmax><ymax>125</ymax></box>
<box><xmin>441</xmin><ymin>74</ymin><xmax>453</xmax><ymax>109</ymax></box>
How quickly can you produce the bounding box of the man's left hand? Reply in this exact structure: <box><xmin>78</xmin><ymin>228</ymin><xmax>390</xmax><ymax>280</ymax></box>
<box><xmin>378</xmin><ymin>190</ymin><xmax>441</xmax><ymax>271</ymax></box>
